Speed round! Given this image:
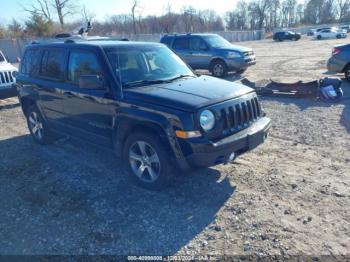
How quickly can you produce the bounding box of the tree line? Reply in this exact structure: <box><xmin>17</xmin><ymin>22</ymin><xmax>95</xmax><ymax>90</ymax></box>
<box><xmin>1</xmin><ymin>0</ymin><xmax>350</xmax><ymax>38</ymax></box>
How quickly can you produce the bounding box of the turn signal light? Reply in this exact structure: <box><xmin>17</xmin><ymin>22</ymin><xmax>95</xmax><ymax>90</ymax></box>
<box><xmin>175</xmin><ymin>130</ymin><xmax>201</xmax><ymax>139</ymax></box>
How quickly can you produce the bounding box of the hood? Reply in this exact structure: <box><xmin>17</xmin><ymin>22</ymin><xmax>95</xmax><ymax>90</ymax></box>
<box><xmin>217</xmin><ymin>45</ymin><xmax>252</xmax><ymax>53</ymax></box>
<box><xmin>0</xmin><ymin>61</ymin><xmax>17</xmax><ymax>72</ymax></box>
<box><xmin>124</xmin><ymin>75</ymin><xmax>254</xmax><ymax>111</ymax></box>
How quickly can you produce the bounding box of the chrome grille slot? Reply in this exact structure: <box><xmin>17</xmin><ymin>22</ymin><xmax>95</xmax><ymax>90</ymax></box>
<box><xmin>0</xmin><ymin>71</ymin><xmax>15</xmax><ymax>85</ymax></box>
<box><xmin>0</xmin><ymin>72</ymin><xmax>4</xmax><ymax>84</ymax></box>
<box><xmin>220</xmin><ymin>95</ymin><xmax>262</xmax><ymax>136</ymax></box>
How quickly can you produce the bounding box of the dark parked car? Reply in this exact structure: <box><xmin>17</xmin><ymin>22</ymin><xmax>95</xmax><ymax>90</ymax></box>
<box><xmin>327</xmin><ymin>44</ymin><xmax>350</xmax><ymax>81</ymax></box>
<box><xmin>160</xmin><ymin>33</ymin><xmax>256</xmax><ymax>77</ymax></box>
<box><xmin>273</xmin><ymin>31</ymin><xmax>301</xmax><ymax>41</ymax></box>
<box><xmin>16</xmin><ymin>39</ymin><xmax>271</xmax><ymax>190</ymax></box>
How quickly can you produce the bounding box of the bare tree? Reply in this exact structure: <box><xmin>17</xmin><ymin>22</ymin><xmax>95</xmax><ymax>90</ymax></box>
<box><xmin>131</xmin><ymin>0</ymin><xmax>139</xmax><ymax>34</ymax></box>
<box><xmin>22</xmin><ymin>0</ymin><xmax>76</xmax><ymax>29</ymax></box>
<box><xmin>81</xmin><ymin>5</ymin><xmax>95</xmax><ymax>23</ymax></box>
<box><xmin>336</xmin><ymin>0</ymin><xmax>350</xmax><ymax>21</ymax></box>
<box><xmin>22</xmin><ymin>0</ymin><xmax>52</xmax><ymax>21</ymax></box>
<box><xmin>52</xmin><ymin>0</ymin><xmax>77</xmax><ymax>28</ymax></box>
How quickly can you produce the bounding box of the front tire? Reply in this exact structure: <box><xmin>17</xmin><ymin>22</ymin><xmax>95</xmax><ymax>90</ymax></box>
<box><xmin>210</xmin><ymin>60</ymin><xmax>228</xmax><ymax>78</ymax></box>
<box><xmin>344</xmin><ymin>65</ymin><xmax>350</xmax><ymax>81</ymax></box>
<box><xmin>26</xmin><ymin>105</ymin><xmax>52</xmax><ymax>144</ymax></box>
<box><xmin>123</xmin><ymin>132</ymin><xmax>174</xmax><ymax>190</ymax></box>
<box><xmin>317</xmin><ymin>35</ymin><xmax>322</xmax><ymax>40</ymax></box>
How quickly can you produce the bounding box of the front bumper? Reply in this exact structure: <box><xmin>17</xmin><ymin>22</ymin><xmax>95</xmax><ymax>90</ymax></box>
<box><xmin>0</xmin><ymin>84</ymin><xmax>17</xmax><ymax>99</ymax></box>
<box><xmin>178</xmin><ymin>117</ymin><xmax>271</xmax><ymax>169</ymax></box>
<box><xmin>226</xmin><ymin>56</ymin><xmax>256</xmax><ymax>71</ymax></box>
<box><xmin>327</xmin><ymin>57</ymin><xmax>346</xmax><ymax>73</ymax></box>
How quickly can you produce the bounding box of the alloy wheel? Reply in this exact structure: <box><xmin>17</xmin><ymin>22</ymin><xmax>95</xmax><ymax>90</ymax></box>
<box><xmin>213</xmin><ymin>64</ymin><xmax>224</xmax><ymax>77</ymax></box>
<box><xmin>129</xmin><ymin>141</ymin><xmax>161</xmax><ymax>183</ymax></box>
<box><xmin>28</xmin><ymin>112</ymin><xmax>44</xmax><ymax>140</ymax></box>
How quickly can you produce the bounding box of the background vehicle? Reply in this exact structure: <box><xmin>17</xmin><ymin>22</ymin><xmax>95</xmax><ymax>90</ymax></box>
<box><xmin>315</xmin><ymin>28</ymin><xmax>347</xmax><ymax>40</ymax></box>
<box><xmin>340</xmin><ymin>25</ymin><xmax>350</xmax><ymax>33</ymax></box>
<box><xmin>16</xmin><ymin>39</ymin><xmax>270</xmax><ymax>190</ymax></box>
<box><xmin>327</xmin><ymin>44</ymin><xmax>350</xmax><ymax>81</ymax></box>
<box><xmin>307</xmin><ymin>29</ymin><xmax>316</xmax><ymax>36</ymax></box>
<box><xmin>0</xmin><ymin>50</ymin><xmax>18</xmax><ymax>99</ymax></box>
<box><xmin>160</xmin><ymin>33</ymin><xmax>256</xmax><ymax>78</ymax></box>
<box><xmin>273</xmin><ymin>31</ymin><xmax>301</xmax><ymax>41</ymax></box>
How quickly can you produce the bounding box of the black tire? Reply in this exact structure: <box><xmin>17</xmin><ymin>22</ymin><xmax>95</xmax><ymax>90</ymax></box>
<box><xmin>336</xmin><ymin>34</ymin><xmax>341</xmax><ymax>39</ymax></box>
<box><xmin>317</xmin><ymin>35</ymin><xmax>322</xmax><ymax>40</ymax></box>
<box><xmin>210</xmin><ymin>60</ymin><xmax>228</xmax><ymax>78</ymax></box>
<box><xmin>344</xmin><ymin>65</ymin><xmax>350</xmax><ymax>81</ymax></box>
<box><xmin>122</xmin><ymin>131</ymin><xmax>174</xmax><ymax>190</ymax></box>
<box><xmin>278</xmin><ymin>38</ymin><xmax>283</xmax><ymax>42</ymax></box>
<box><xmin>26</xmin><ymin>105</ymin><xmax>52</xmax><ymax>144</ymax></box>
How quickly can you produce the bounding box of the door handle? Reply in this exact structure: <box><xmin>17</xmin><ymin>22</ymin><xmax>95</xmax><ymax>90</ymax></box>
<box><xmin>63</xmin><ymin>91</ymin><xmax>74</xmax><ymax>98</ymax></box>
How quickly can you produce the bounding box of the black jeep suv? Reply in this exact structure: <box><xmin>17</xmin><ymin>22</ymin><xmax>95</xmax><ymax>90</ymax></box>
<box><xmin>16</xmin><ymin>39</ymin><xmax>271</xmax><ymax>190</ymax></box>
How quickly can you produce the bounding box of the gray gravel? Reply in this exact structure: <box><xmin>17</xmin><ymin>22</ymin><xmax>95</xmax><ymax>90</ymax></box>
<box><xmin>0</xmin><ymin>37</ymin><xmax>349</xmax><ymax>256</ymax></box>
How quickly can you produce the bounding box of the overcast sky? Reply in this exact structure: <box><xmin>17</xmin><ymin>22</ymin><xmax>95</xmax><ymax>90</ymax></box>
<box><xmin>1</xmin><ymin>0</ymin><xmax>244</xmax><ymax>25</ymax></box>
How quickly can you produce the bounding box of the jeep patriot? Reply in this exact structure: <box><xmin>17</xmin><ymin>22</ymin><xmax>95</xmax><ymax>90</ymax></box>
<box><xmin>16</xmin><ymin>39</ymin><xmax>271</xmax><ymax>190</ymax></box>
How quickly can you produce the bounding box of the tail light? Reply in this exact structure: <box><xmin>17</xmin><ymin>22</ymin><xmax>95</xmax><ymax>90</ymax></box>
<box><xmin>332</xmin><ymin>48</ymin><xmax>341</xmax><ymax>56</ymax></box>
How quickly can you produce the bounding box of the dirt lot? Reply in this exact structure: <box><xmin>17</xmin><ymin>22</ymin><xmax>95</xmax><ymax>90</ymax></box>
<box><xmin>0</xmin><ymin>37</ymin><xmax>349</xmax><ymax>257</ymax></box>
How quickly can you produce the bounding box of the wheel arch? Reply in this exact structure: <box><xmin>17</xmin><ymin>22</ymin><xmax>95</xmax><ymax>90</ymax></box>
<box><xmin>113</xmin><ymin>115</ymin><xmax>178</xmax><ymax>160</ymax></box>
<box><xmin>342</xmin><ymin>62</ymin><xmax>350</xmax><ymax>73</ymax></box>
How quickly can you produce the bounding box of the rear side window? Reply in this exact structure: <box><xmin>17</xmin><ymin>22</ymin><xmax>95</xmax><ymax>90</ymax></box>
<box><xmin>173</xmin><ymin>37</ymin><xmax>189</xmax><ymax>50</ymax></box>
<box><xmin>68</xmin><ymin>51</ymin><xmax>102</xmax><ymax>84</ymax></box>
<box><xmin>161</xmin><ymin>37</ymin><xmax>172</xmax><ymax>47</ymax></box>
<box><xmin>41</xmin><ymin>49</ymin><xmax>65</xmax><ymax>80</ymax></box>
<box><xmin>21</xmin><ymin>49</ymin><xmax>41</xmax><ymax>76</ymax></box>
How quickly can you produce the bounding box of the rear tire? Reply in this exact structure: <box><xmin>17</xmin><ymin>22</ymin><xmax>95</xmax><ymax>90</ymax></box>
<box><xmin>336</xmin><ymin>34</ymin><xmax>341</xmax><ymax>39</ymax></box>
<box><xmin>122</xmin><ymin>132</ymin><xmax>174</xmax><ymax>190</ymax></box>
<box><xmin>317</xmin><ymin>35</ymin><xmax>322</xmax><ymax>40</ymax></box>
<box><xmin>26</xmin><ymin>105</ymin><xmax>52</xmax><ymax>145</ymax></box>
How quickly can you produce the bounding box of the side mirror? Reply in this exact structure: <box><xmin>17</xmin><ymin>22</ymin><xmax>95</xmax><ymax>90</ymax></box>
<box><xmin>79</xmin><ymin>75</ymin><xmax>104</xmax><ymax>90</ymax></box>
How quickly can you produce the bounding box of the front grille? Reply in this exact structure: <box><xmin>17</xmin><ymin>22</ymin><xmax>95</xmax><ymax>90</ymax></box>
<box><xmin>221</xmin><ymin>96</ymin><xmax>262</xmax><ymax>133</ymax></box>
<box><xmin>243</xmin><ymin>51</ymin><xmax>254</xmax><ymax>56</ymax></box>
<box><xmin>0</xmin><ymin>71</ymin><xmax>14</xmax><ymax>85</ymax></box>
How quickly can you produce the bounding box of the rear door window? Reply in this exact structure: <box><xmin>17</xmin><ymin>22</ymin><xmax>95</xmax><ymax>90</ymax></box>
<box><xmin>173</xmin><ymin>37</ymin><xmax>189</xmax><ymax>50</ymax></box>
<box><xmin>21</xmin><ymin>49</ymin><xmax>42</xmax><ymax>77</ymax></box>
<box><xmin>40</xmin><ymin>49</ymin><xmax>65</xmax><ymax>80</ymax></box>
<box><xmin>189</xmin><ymin>37</ymin><xmax>208</xmax><ymax>50</ymax></box>
<box><xmin>161</xmin><ymin>37</ymin><xmax>172</xmax><ymax>47</ymax></box>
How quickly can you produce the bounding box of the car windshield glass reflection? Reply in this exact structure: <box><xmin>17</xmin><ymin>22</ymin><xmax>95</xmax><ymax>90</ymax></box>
<box><xmin>106</xmin><ymin>45</ymin><xmax>195</xmax><ymax>88</ymax></box>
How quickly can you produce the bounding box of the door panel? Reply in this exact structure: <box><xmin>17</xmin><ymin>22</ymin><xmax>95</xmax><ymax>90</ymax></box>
<box><xmin>60</xmin><ymin>49</ymin><xmax>116</xmax><ymax>147</ymax></box>
<box><xmin>188</xmin><ymin>37</ymin><xmax>212</xmax><ymax>69</ymax></box>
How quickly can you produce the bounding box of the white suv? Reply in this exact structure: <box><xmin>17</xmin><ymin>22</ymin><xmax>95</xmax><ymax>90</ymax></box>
<box><xmin>0</xmin><ymin>50</ymin><xmax>18</xmax><ymax>99</ymax></box>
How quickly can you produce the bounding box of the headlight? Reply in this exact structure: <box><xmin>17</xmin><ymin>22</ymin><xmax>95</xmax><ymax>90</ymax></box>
<box><xmin>12</xmin><ymin>71</ymin><xmax>18</xmax><ymax>78</ymax></box>
<box><xmin>227</xmin><ymin>51</ymin><xmax>241</xmax><ymax>59</ymax></box>
<box><xmin>200</xmin><ymin>110</ymin><xmax>215</xmax><ymax>131</ymax></box>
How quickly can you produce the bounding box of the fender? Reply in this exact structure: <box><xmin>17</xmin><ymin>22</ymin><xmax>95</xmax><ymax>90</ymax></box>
<box><xmin>113</xmin><ymin>105</ymin><xmax>184</xmax><ymax>160</ymax></box>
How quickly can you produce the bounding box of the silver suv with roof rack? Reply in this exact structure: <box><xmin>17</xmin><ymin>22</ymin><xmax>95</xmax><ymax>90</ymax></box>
<box><xmin>160</xmin><ymin>33</ymin><xmax>256</xmax><ymax>77</ymax></box>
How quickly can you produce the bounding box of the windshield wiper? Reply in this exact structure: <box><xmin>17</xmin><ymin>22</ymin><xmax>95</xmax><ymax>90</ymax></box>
<box><xmin>123</xmin><ymin>79</ymin><xmax>170</xmax><ymax>88</ymax></box>
<box><xmin>166</xmin><ymin>74</ymin><xmax>196</xmax><ymax>82</ymax></box>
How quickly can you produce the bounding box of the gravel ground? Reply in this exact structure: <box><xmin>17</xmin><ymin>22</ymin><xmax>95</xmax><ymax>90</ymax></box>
<box><xmin>0</xmin><ymin>37</ymin><xmax>349</xmax><ymax>257</ymax></box>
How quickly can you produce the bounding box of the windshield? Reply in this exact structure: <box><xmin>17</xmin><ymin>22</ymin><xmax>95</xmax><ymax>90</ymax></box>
<box><xmin>202</xmin><ymin>35</ymin><xmax>232</xmax><ymax>49</ymax></box>
<box><xmin>105</xmin><ymin>45</ymin><xmax>195</xmax><ymax>87</ymax></box>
